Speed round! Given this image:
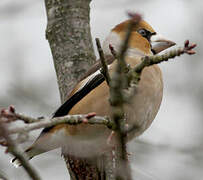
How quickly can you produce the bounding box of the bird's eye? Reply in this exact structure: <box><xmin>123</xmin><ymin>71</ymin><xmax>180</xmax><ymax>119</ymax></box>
<box><xmin>138</xmin><ymin>29</ymin><xmax>148</xmax><ymax>37</ymax></box>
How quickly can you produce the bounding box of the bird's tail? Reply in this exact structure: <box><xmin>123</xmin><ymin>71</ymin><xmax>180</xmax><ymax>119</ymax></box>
<box><xmin>11</xmin><ymin>129</ymin><xmax>65</xmax><ymax>167</ymax></box>
<box><xmin>11</xmin><ymin>146</ymin><xmax>39</xmax><ymax>167</ymax></box>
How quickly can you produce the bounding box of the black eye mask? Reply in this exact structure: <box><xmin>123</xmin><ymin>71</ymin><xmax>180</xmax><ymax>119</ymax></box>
<box><xmin>137</xmin><ymin>29</ymin><xmax>156</xmax><ymax>42</ymax></box>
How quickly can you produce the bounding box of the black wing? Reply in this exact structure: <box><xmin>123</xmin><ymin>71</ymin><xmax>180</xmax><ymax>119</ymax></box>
<box><xmin>52</xmin><ymin>55</ymin><xmax>115</xmax><ymax>118</ymax></box>
<box><xmin>40</xmin><ymin>55</ymin><xmax>115</xmax><ymax>134</ymax></box>
<box><xmin>41</xmin><ymin>73</ymin><xmax>105</xmax><ymax>134</ymax></box>
<box><xmin>53</xmin><ymin>73</ymin><xmax>105</xmax><ymax>117</ymax></box>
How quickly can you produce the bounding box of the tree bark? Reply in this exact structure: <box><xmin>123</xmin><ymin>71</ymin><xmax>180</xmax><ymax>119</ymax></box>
<box><xmin>44</xmin><ymin>0</ymin><xmax>104</xmax><ymax>179</ymax></box>
<box><xmin>44</xmin><ymin>0</ymin><xmax>96</xmax><ymax>102</ymax></box>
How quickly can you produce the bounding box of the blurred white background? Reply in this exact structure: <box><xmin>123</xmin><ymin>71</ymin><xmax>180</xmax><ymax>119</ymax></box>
<box><xmin>0</xmin><ymin>0</ymin><xmax>203</xmax><ymax>179</ymax></box>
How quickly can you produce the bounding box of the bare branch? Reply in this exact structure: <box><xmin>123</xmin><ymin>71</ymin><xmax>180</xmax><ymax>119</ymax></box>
<box><xmin>0</xmin><ymin>106</ymin><xmax>40</xmax><ymax>124</ymax></box>
<box><xmin>134</xmin><ymin>40</ymin><xmax>197</xmax><ymax>74</ymax></box>
<box><xmin>0</xmin><ymin>121</ymin><xmax>41</xmax><ymax>180</ymax></box>
<box><xmin>0</xmin><ymin>170</ymin><xmax>8</xmax><ymax>180</ymax></box>
<box><xmin>96</xmin><ymin>38</ymin><xmax>111</xmax><ymax>84</ymax></box>
<box><xmin>0</xmin><ymin>107</ymin><xmax>112</xmax><ymax>135</ymax></box>
<box><xmin>125</xmin><ymin>40</ymin><xmax>197</xmax><ymax>91</ymax></box>
<box><xmin>109</xmin><ymin>44</ymin><xmax>118</xmax><ymax>59</ymax></box>
<box><xmin>8</xmin><ymin>114</ymin><xmax>112</xmax><ymax>135</ymax></box>
<box><xmin>118</xmin><ymin>12</ymin><xmax>142</xmax><ymax>63</ymax></box>
<box><xmin>124</xmin><ymin>41</ymin><xmax>197</xmax><ymax>134</ymax></box>
<box><xmin>109</xmin><ymin>12</ymin><xmax>142</xmax><ymax>180</ymax></box>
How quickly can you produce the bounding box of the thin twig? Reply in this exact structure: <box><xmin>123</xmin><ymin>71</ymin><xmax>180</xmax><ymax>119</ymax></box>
<box><xmin>109</xmin><ymin>44</ymin><xmax>118</xmax><ymax>59</ymax></box>
<box><xmin>117</xmin><ymin>12</ymin><xmax>142</xmax><ymax>73</ymax></box>
<box><xmin>110</xmin><ymin>12</ymin><xmax>142</xmax><ymax>180</ymax></box>
<box><xmin>123</xmin><ymin>40</ymin><xmax>197</xmax><ymax>136</ymax></box>
<box><xmin>7</xmin><ymin>114</ymin><xmax>113</xmax><ymax>135</ymax></box>
<box><xmin>96</xmin><ymin>38</ymin><xmax>111</xmax><ymax>84</ymax></box>
<box><xmin>0</xmin><ymin>106</ymin><xmax>113</xmax><ymax>135</ymax></box>
<box><xmin>135</xmin><ymin>40</ymin><xmax>196</xmax><ymax>73</ymax></box>
<box><xmin>127</xmin><ymin>40</ymin><xmax>197</xmax><ymax>86</ymax></box>
<box><xmin>0</xmin><ymin>122</ymin><xmax>41</xmax><ymax>180</ymax></box>
<box><xmin>0</xmin><ymin>106</ymin><xmax>40</xmax><ymax>124</ymax></box>
<box><xmin>16</xmin><ymin>113</ymin><xmax>42</xmax><ymax>123</ymax></box>
<box><xmin>0</xmin><ymin>170</ymin><xmax>8</xmax><ymax>180</ymax></box>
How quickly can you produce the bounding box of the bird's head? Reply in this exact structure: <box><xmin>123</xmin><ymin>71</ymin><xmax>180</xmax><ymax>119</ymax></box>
<box><xmin>102</xmin><ymin>19</ymin><xmax>176</xmax><ymax>57</ymax></box>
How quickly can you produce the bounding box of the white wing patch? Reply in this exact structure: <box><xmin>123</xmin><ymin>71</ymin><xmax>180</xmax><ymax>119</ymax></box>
<box><xmin>75</xmin><ymin>64</ymin><xmax>112</xmax><ymax>94</ymax></box>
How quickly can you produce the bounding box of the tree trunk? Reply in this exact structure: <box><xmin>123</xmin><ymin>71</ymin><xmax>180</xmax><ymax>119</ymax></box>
<box><xmin>44</xmin><ymin>0</ymin><xmax>106</xmax><ymax>179</ymax></box>
<box><xmin>44</xmin><ymin>0</ymin><xmax>96</xmax><ymax>102</ymax></box>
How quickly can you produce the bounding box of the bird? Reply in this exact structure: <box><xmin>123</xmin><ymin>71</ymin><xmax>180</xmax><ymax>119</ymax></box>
<box><xmin>12</xmin><ymin>19</ymin><xmax>175</xmax><ymax>166</ymax></box>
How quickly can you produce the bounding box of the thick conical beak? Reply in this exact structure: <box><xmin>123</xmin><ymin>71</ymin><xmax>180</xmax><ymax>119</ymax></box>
<box><xmin>151</xmin><ymin>34</ymin><xmax>176</xmax><ymax>54</ymax></box>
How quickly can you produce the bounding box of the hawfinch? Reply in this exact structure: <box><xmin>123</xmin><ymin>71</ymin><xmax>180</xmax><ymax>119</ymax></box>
<box><xmin>12</xmin><ymin>19</ymin><xmax>175</xmax><ymax>165</ymax></box>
